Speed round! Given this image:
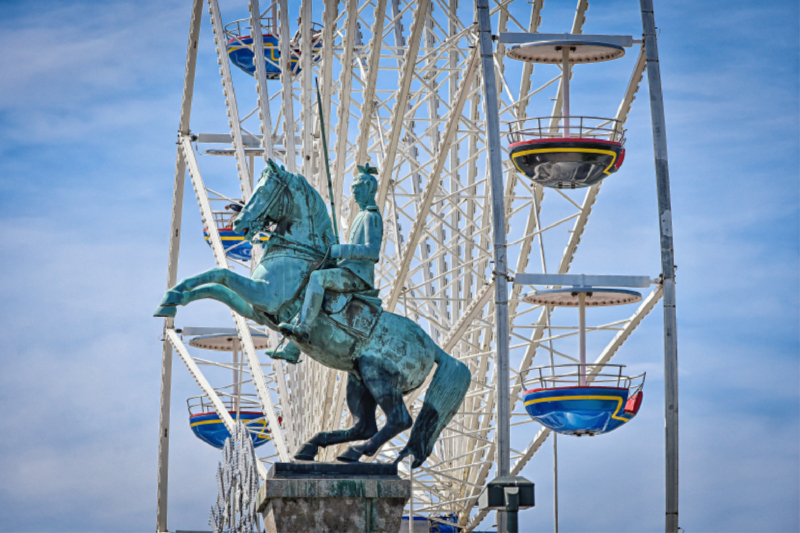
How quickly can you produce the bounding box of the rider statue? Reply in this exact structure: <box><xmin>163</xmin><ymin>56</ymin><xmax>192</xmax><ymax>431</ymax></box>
<box><xmin>269</xmin><ymin>163</ymin><xmax>383</xmax><ymax>362</ymax></box>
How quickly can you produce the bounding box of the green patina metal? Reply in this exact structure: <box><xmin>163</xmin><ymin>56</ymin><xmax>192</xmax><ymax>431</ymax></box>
<box><xmin>156</xmin><ymin>160</ymin><xmax>471</xmax><ymax>468</ymax></box>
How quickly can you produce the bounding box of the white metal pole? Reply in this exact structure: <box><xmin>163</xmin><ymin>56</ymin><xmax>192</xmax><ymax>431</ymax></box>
<box><xmin>561</xmin><ymin>46</ymin><xmax>570</xmax><ymax>138</ymax></box>
<box><xmin>278</xmin><ymin>0</ymin><xmax>297</xmax><ymax>173</ymax></box>
<box><xmin>477</xmin><ymin>1</ymin><xmax>511</xmax><ymax>531</ymax></box>
<box><xmin>639</xmin><ymin>1</ymin><xmax>679</xmax><ymax>531</ymax></box>
<box><xmin>157</xmin><ymin>1</ymin><xmax>203</xmax><ymax>530</ymax></box>
<box><xmin>578</xmin><ymin>292</ymin><xmax>586</xmax><ymax>386</ymax></box>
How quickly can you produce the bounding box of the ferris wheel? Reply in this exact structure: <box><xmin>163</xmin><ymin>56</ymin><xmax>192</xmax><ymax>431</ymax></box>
<box><xmin>155</xmin><ymin>1</ymin><xmax>677</xmax><ymax>532</ymax></box>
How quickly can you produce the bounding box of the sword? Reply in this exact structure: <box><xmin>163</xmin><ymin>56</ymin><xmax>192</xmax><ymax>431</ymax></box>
<box><xmin>315</xmin><ymin>77</ymin><xmax>339</xmax><ymax>243</ymax></box>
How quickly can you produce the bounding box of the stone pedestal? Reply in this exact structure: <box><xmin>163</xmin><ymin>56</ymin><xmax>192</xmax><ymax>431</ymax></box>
<box><xmin>257</xmin><ymin>463</ymin><xmax>410</xmax><ymax>533</ymax></box>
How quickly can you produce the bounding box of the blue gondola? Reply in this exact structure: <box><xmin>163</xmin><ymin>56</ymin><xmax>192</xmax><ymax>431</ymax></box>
<box><xmin>203</xmin><ymin>226</ymin><xmax>268</xmax><ymax>262</ymax></box>
<box><xmin>227</xmin><ymin>34</ymin><xmax>293</xmax><ymax>78</ymax></box>
<box><xmin>523</xmin><ymin>385</ymin><xmax>643</xmax><ymax>437</ymax></box>
<box><xmin>225</xmin><ymin>27</ymin><xmax>322</xmax><ymax>78</ymax></box>
<box><xmin>189</xmin><ymin>411</ymin><xmax>276</xmax><ymax>449</ymax></box>
<box><xmin>521</xmin><ymin>285</ymin><xmax>646</xmax><ymax>437</ymax></box>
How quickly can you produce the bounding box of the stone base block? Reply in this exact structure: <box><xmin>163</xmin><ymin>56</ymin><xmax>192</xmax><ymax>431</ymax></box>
<box><xmin>257</xmin><ymin>463</ymin><xmax>410</xmax><ymax>533</ymax></box>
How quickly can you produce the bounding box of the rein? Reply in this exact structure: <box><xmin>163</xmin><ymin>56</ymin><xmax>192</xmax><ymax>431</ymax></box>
<box><xmin>263</xmin><ymin>232</ymin><xmax>327</xmax><ymax>261</ymax></box>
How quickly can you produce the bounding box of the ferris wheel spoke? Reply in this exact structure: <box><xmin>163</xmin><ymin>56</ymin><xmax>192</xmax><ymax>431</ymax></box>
<box><xmin>375</xmin><ymin>0</ymin><xmax>430</xmax><ymax>209</ymax></box>
<box><xmin>298</xmin><ymin>0</ymin><xmax>313</xmax><ymax>180</ymax></box>
<box><xmin>386</xmin><ymin>50</ymin><xmax>478</xmax><ymax>311</ymax></box>
<box><xmin>318</xmin><ymin>0</ymin><xmax>338</xmax><ymax>168</ymax></box>
<box><xmin>354</xmin><ymin>0</ymin><xmax>390</xmax><ymax>167</ymax></box>
<box><xmin>330</xmin><ymin>0</ymin><xmax>359</xmax><ymax>216</ymax></box>
<box><xmin>276</xmin><ymin>0</ymin><xmax>297</xmax><ymax>173</ymax></box>
<box><xmin>248</xmin><ymin>0</ymin><xmax>274</xmax><ymax>162</ymax></box>
<box><xmin>207</xmin><ymin>0</ymin><xmax>253</xmax><ymax>199</ymax></box>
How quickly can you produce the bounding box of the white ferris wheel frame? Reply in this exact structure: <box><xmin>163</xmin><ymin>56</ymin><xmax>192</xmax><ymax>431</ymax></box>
<box><xmin>154</xmin><ymin>0</ymin><xmax>678</xmax><ymax>532</ymax></box>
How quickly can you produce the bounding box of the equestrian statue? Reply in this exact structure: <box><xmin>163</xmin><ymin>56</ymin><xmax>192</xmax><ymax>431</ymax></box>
<box><xmin>155</xmin><ymin>161</ymin><xmax>471</xmax><ymax>468</ymax></box>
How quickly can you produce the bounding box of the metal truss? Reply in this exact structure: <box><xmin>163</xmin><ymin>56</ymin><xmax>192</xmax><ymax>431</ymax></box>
<box><xmin>158</xmin><ymin>0</ymin><xmax>655</xmax><ymax>530</ymax></box>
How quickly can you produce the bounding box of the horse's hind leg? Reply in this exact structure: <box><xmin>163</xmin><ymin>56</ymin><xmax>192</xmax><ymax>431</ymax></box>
<box><xmin>337</xmin><ymin>354</ymin><xmax>412</xmax><ymax>463</ymax></box>
<box><xmin>294</xmin><ymin>374</ymin><xmax>377</xmax><ymax>461</ymax></box>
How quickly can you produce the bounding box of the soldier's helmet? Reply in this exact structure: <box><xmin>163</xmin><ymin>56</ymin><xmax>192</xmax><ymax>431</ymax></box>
<box><xmin>355</xmin><ymin>163</ymin><xmax>378</xmax><ymax>194</ymax></box>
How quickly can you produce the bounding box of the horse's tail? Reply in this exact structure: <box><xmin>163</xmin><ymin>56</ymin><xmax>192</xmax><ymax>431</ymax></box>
<box><xmin>399</xmin><ymin>347</ymin><xmax>471</xmax><ymax>468</ymax></box>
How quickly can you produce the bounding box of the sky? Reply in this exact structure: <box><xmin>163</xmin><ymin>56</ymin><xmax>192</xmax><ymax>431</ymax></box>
<box><xmin>0</xmin><ymin>0</ymin><xmax>797</xmax><ymax>532</ymax></box>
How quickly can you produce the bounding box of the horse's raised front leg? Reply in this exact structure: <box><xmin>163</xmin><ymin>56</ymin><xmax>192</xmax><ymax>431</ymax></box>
<box><xmin>157</xmin><ymin>268</ymin><xmax>272</xmax><ymax>314</ymax></box>
<box><xmin>293</xmin><ymin>373</ymin><xmax>377</xmax><ymax>461</ymax></box>
<box><xmin>155</xmin><ymin>283</ymin><xmax>260</xmax><ymax>321</ymax></box>
<box><xmin>337</xmin><ymin>354</ymin><xmax>412</xmax><ymax>463</ymax></box>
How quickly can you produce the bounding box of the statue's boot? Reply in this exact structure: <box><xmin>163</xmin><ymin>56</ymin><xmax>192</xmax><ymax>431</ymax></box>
<box><xmin>278</xmin><ymin>321</ymin><xmax>311</xmax><ymax>342</ymax></box>
<box><xmin>264</xmin><ymin>341</ymin><xmax>301</xmax><ymax>364</ymax></box>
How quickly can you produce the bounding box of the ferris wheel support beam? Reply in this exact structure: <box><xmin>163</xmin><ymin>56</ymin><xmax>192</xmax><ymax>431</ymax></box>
<box><xmin>354</xmin><ymin>0</ymin><xmax>389</xmax><ymax>167</ymax></box>
<box><xmin>375</xmin><ymin>0</ymin><xmax>431</xmax><ymax>210</ymax></box>
<box><xmin>331</xmin><ymin>0</ymin><xmax>359</xmax><ymax>220</ymax></box>
<box><xmin>476</xmin><ymin>1</ymin><xmax>513</xmax><ymax>532</ymax></box>
<box><xmin>278</xmin><ymin>0</ymin><xmax>297</xmax><ymax>173</ymax></box>
<box><xmin>165</xmin><ymin>330</ymin><xmax>236</xmax><ymax>433</ymax></box>
<box><xmin>385</xmin><ymin>48</ymin><xmax>478</xmax><ymax>312</ymax></box>
<box><xmin>207</xmin><ymin>0</ymin><xmax>253</xmax><ymax>199</ymax></box>
<box><xmin>502</xmin><ymin>1</ymin><xmax>544</xmax><ymax>220</ymax></box>
<box><xmin>317</xmin><ymin>0</ymin><xmax>339</xmax><ymax>204</ymax></box>
<box><xmin>156</xmin><ymin>2</ymin><xmax>204</xmax><ymax>530</ymax></box>
<box><xmin>300</xmin><ymin>0</ymin><xmax>313</xmax><ymax>181</ymax></box>
<box><xmin>319</xmin><ymin>0</ymin><xmax>337</xmax><ymax>130</ymax></box>
<box><xmin>249</xmin><ymin>0</ymin><xmax>275</xmax><ymax>163</ymax></box>
<box><xmin>639</xmin><ymin>1</ymin><xmax>679</xmax><ymax>529</ymax></box>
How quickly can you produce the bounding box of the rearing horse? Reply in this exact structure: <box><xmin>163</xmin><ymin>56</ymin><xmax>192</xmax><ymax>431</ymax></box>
<box><xmin>155</xmin><ymin>160</ymin><xmax>471</xmax><ymax>468</ymax></box>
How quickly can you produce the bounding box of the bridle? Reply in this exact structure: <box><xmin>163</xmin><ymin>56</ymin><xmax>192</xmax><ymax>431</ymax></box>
<box><xmin>246</xmin><ymin>169</ymin><xmax>291</xmax><ymax>236</ymax></box>
<box><xmin>246</xmin><ymin>170</ymin><xmax>328</xmax><ymax>261</ymax></box>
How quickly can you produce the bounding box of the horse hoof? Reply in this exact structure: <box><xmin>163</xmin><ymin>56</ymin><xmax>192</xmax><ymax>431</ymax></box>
<box><xmin>154</xmin><ymin>305</ymin><xmax>177</xmax><ymax>318</ymax></box>
<box><xmin>160</xmin><ymin>290</ymin><xmax>183</xmax><ymax>307</ymax></box>
<box><xmin>293</xmin><ymin>443</ymin><xmax>319</xmax><ymax>461</ymax></box>
<box><xmin>336</xmin><ymin>447</ymin><xmax>363</xmax><ymax>463</ymax></box>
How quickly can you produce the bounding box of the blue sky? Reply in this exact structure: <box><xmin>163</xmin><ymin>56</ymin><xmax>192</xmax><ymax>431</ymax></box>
<box><xmin>0</xmin><ymin>0</ymin><xmax>797</xmax><ymax>532</ymax></box>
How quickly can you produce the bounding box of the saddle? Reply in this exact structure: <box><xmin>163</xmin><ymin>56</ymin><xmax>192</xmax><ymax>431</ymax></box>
<box><xmin>321</xmin><ymin>289</ymin><xmax>383</xmax><ymax>340</ymax></box>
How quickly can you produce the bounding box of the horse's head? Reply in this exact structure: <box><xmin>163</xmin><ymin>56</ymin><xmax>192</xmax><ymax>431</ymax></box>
<box><xmin>233</xmin><ymin>159</ymin><xmax>290</xmax><ymax>242</ymax></box>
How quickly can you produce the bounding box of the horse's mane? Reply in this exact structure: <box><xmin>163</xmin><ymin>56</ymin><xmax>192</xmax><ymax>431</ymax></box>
<box><xmin>286</xmin><ymin>170</ymin><xmax>337</xmax><ymax>248</ymax></box>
